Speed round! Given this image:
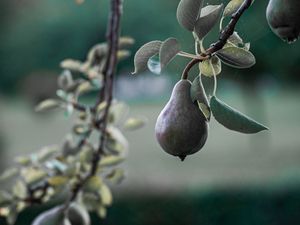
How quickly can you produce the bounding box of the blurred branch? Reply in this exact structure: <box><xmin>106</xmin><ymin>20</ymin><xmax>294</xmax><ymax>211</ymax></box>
<box><xmin>65</xmin><ymin>0</ymin><xmax>123</xmax><ymax>207</ymax></box>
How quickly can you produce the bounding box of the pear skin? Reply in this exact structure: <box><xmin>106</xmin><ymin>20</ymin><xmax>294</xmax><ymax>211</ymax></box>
<box><xmin>266</xmin><ymin>0</ymin><xmax>300</xmax><ymax>42</ymax></box>
<box><xmin>155</xmin><ymin>79</ymin><xmax>208</xmax><ymax>160</ymax></box>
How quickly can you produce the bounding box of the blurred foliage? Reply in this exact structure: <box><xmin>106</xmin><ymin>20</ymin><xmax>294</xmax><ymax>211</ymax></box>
<box><xmin>1</xmin><ymin>188</ymin><xmax>299</xmax><ymax>225</ymax></box>
<box><xmin>0</xmin><ymin>0</ymin><xmax>299</xmax><ymax>94</ymax></box>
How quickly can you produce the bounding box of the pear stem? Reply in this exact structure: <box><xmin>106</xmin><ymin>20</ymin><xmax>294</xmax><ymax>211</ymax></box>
<box><xmin>181</xmin><ymin>0</ymin><xmax>253</xmax><ymax>80</ymax></box>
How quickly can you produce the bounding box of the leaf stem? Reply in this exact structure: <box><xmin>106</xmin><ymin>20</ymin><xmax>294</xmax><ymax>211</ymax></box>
<box><xmin>177</xmin><ymin>51</ymin><xmax>199</xmax><ymax>59</ymax></box>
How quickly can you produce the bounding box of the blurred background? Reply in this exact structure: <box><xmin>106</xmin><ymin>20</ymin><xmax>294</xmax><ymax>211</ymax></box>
<box><xmin>0</xmin><ymin>0</ymin><xmax>300</xmax><ymax>224</ymax></box>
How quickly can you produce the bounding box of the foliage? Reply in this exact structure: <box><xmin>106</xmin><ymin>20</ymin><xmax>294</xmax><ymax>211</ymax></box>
<box><xmin>0</xmin><ymin>1</ymin><xmax>145</xmax><ymax>224</ymax></box>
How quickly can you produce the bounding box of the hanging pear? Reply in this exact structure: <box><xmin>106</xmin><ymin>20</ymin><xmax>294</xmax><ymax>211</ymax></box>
<box><xmin>266</xmin><ymin>0</ymin><xmax>300</xmax><ymax>42</ymax></box>
<box><xmin>155</xmin><ymin>79</ymin><xmax>208</xmax><ymax>161</ymax></box>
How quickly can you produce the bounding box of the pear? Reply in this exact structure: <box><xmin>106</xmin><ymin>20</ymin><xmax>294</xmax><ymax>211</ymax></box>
<box><xmin>266</xmin><ymin>0</ymin><xmax>300</xmax><ymax>42</ymax></box>
<box><xmin>155</xmin><ymin>79</ymin><xmax>208</xmax><ymax>161</ymax></box>
<box><xmin>32</xmin><ymin>206</ymin><xmax>71</xmax><ymax>225</ymax></box>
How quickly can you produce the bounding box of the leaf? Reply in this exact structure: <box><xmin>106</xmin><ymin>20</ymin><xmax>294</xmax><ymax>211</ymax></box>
<box><xmin>147</xmin><ymin>55</ymin><xmax>161</xmax><ymax>75</ymax></box>
<box><xmin>84</xmin><ymin>176</ymin><xmax>103</xmax><ymax>193</ymax></box>
<box><xmin>118</xmin><ymin>36</ymin><xmax>135</xmax><ymax>49</ymax></box>
<box><xmin>109</xmin><ymin>102</ymin><xmax>129</xmax><ymax>125</ymax></box>
<box><xmin>0</xmin><ymin>191</ymin><xmax>13</xmax><ymax>207</ymax></box>
<box><xmin>216</xmin><ymin>46</ymin><xmax>256</xmax><ymax>68</ymax></box>
<box><xmin>106</xmin><ymin>168</ymin><xmax>125</xmax><ymax>184</ymax></box>
<box><xmin>223</xmin><ymin>0</ymin><xmax>244</xmax><ymax>17</ymax></box>
<box><xmin>99</xmin><ymin>156</ymin><xmax>124</xmax><ymax>167</ymax></box>
<box><xmin>106</xmin><ymin>126</ymin><xmax>129</xmax><ymax>155</ymax></box>
<box><xmin>133</xmin><ymin>41</ymin><xmax>162</xmax><ymax>74</ymax></box>
<box><xmin>190</xmin><ymin>76</ymin><xmax>209</xmax><ymax>105</ymax></box>
<box><xmin>199</xmin><ymin>56</ymin><xmax>222</xmax><ymax>77</ymax></box>
<box><xmin>60</xmin><ymin>59</ymin><xmax>82</xmax><ymax>72</ymax></box>
<box><xmin>194</xmin><ymin>4</ymin><xmax>224</xmax><ymax>40</ymax></box>
<box><xmin>58</xmin><ymin>70</ymin><xmax>74</xmax><ymax>91</ymax></box>
<box><xmin>97</xmin><ymin>205</ymin><xmax>107</xmax><ymax>219</ymax></box>
<box><xmin>99</xmin><ymin>184</ymin><xmax>112</xmax><ymax>206</ymax></box>
<box><xmin>21</xmin><ymin>168</ymin><xmax>47</xmax><ymax>186</ymax></box>
<box><xmin>176</xmin><ymin>0</ymin><xmax>204</xmax><ymax>31</ymax></box>
<box><xmin>0</xmin><ymin>168</ymin><xmax>19</xmax><ymax>183</ymax></box>
<box><xmin>76</xmin><ymin>81</ymin><xmax>94</xmax><ymax>97</ymax></box>
<box><xmin>117</xmin><ymin>50</ymin><xmax>131</xmax><ymax>61</ymax></box>
<box><xmin>190</xmin><ymin>76</ymin><xmax>210</xmax><ymax>120</ymax></box>
<box><xmin>159</xmin><ymin>38</ymin><xmax>180</xmax><ymax>71</ymax></box>
<box><xmin>48</xmin><ymin>176</ymin><xmax>69</xmax><ymax>187</ymax></box>
<box><xmin>123</xmin><ymin>117</ymin><xmax>147</xmax><ymax>131</ymax></box>
<box><xmin>227</xmin><ymin>31</ymin><xmax>244</xmax><ymax>46</ymax></box>
<box><xmin>37</xmin><ymin>145</ymin><xmax>59</xmax><ymax>162</ymax></box>
<box><xmin>35</xmin><ymin>99</ymin><xmax>61</xmax><ymax>112</ymax></box>
<box><xmin>12</xmin><ymin>180</ymin><xmax>27</xmax><ymax>199</ymax></box>
<box><xmin>210</xmin><ymin>96</ymin><xmax>269</xmax><ymax>133</ymax></box>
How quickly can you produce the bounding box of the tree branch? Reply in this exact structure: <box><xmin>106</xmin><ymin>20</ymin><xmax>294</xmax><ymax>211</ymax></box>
<box><xmin>64</xmin><ymin>0</ymin><xmax>123</xmax><ymax>207</ymax></box>
<box><xmin>181</xmin><ymin>0</ymin><xmax>253</xmax><ymax>80</ymax></box>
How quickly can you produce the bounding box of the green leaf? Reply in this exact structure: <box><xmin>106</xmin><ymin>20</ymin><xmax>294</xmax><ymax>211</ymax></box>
<box><xmin>60</xmin><ymin>60</ymin><xmax>82</xmax><ymax>72</ymax></box>
<box><xmin>96</xmin><ymin>205</ymin><xmax>107</xmax><ymax>219</ymax></box>
<box><xmin>0</xmin><ymin>191</ymin><xmax>13</xmax><ymax>207</ymax></box>
<box><xmin>37</xmin><ymin>145</ymin><xmax>59</xmax><ymax>162</ymax></box>
<box><xmin>159</xmin><ymin>38</ymin><xmax>180</xmax><ymax>71</ymax></box>
<box><xmin>106</xmin><ymin>168</ymin><xmax>125</xmax><ymax>184</ymax></box>
<box><xmin>83</xmin><ymin>176</ymin><xmax>103</xmax><ymax>193</ymax></box>
<box><xmin>35</xmin><ymin>99</ymin><xmax>61</xmax><ymax>112</ymax></box>
<box><xmin>99</xmin><ymin>156</ymin><xmax>124</xmax><ymax>167</ymax></box>
<box><xmin>190</xmin><ymin>76</ymin><xmax>210</xmax><ymax>120</ymax></box>
<box><xmin>123</xmin><ymin>117</ymin><xmax>147</xmax><ymax>131</ymax></box>
<box><xmin>223</xmin><ymin>0</ymin><xmax>244</xmax><ymax>17</ymax></box>
<box><xmin>0</xmin><ymin>167</ymin><xmax>19</xmax><ymax>183</ymax></box>
<box><xmin>199</xmin><ymin>56</ymin><xmax>222</xmax><ymax>77</ymax></box>
<box><xmin>99</xmin><ymin>184</ymin><xmax>112</xmax><ymax>206</ymax></box>
<box><xmin>48</xmin><ymin>176</ymin><xmax>69</xmax><ymax>187</ymax></box>
<box><xmin>21</xmin><ymin>168</ymin><xmax>47</xmax><ymax>186</ymax></box>
<box><xmin>12</xmin><ymin>180</ymin><xmax>27</xmax><ymax>199</ymax></box>
<box><xmin>194</xmin><ymin>4</ymin><xmax>224</xmax><ymax>40</ymax></box>
<box><xmin>177</xmin><ymin>0</ymin><xmax>204</xmax><ymax>31</ymax></box>
<box><xmin>227</xmin><ymin>31</ymin><xmax>244</xmax><ymax>46</ymax></box>
<box><xmin>133</xmin><ymin>41</ymin><xmax>162</xmax><ymax>74</ymax></box>
<box><xmin>216</xmin><ymin>46</ymin><xmax>256</xmax><ymax>68</ymax></box>
<box><xmin>210</xmin><ymin>96</ymin><xmax>269</xmax><ymax>133</ymax></box>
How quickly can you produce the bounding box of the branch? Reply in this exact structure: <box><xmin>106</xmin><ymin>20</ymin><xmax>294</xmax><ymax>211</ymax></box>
<box><xmin>64</xmin><ymin>0</ymin><xmax>123</xmax><ymax>207</ymax></box>
<box><xmin>181</xmin><ymin>0</ymin><xmax>253</xmax><ymax>80</ymax></box>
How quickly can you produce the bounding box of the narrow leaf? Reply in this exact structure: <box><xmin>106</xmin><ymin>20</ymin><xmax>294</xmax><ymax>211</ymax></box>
<box><xmin>223</xmin><ymin>0</ymin><xmax>244</xmax><ymax>17</ymax></box>
<box><xmin>133</xmin><ymin>41</ymin><xmax>162</xmax><ymax>74</ymax></box>
<box><xmin>159</xmin><ymin>38</ymin><xmax>180</xmax><ymax>71</ymax></box>
<box><xmin>35</xmin><ymin>99</ymin><xmax>61</xmax><ymax>112</ymax></box>
<box><xmin>177</xmin><ymin>0</ymin><xmax>204</xmax><ymax>31</ymax></box>
<box><xmin>210</xmin><ymin>96</ymin><xmax>269</xmax><ymax>133</ymax></box>
<box><xmin>190</xmin><ymin>76</ymin><xmax>210</xmax><ymax>120</ymax></box>
<box><xmin>216</xmin><ymin>46</ymin><xmax>256</xmax><ymax>68</ymax></box>
<box><xmin>194</xmin><ymin>4</ymin><xmax>224</xmax><ymax>40</ymax></box>
<box><xmin>123</xmin><ymin>117</ymin><xmax>147</xmax><ymax>131</ymax></box>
